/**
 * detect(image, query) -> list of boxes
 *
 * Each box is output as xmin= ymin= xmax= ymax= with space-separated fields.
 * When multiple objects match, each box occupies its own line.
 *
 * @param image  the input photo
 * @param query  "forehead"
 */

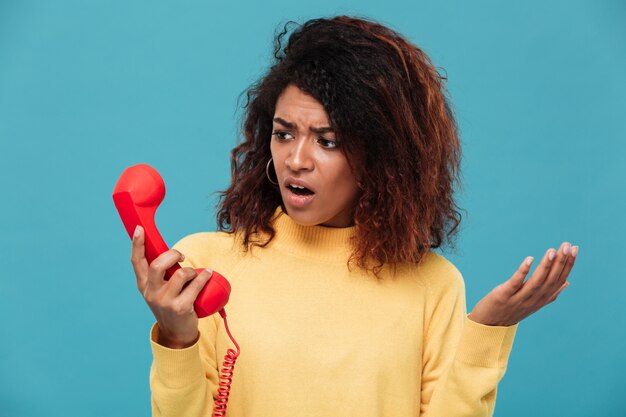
xmin=274 ymin=85 xmax=329 ymax=125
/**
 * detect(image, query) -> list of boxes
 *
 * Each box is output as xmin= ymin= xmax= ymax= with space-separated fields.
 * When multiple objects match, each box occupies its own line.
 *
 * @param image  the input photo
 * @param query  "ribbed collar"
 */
xmin=267 ymin=206 xmax=357 ymax=263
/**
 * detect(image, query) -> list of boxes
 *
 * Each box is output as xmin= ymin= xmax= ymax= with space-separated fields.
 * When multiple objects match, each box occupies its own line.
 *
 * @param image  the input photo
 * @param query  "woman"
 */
xmin=130 ymin=15 xmax=578 ymax=417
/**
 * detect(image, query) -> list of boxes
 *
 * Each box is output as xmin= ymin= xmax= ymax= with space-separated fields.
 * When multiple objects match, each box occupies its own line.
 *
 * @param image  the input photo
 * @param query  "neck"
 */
xmin=267 ymin=206 xmax=357 ymax=263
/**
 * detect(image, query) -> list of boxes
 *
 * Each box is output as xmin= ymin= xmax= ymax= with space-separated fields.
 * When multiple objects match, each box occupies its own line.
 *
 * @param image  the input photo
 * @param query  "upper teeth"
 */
xmin=290 ymin=184 xmax=305 ymax=189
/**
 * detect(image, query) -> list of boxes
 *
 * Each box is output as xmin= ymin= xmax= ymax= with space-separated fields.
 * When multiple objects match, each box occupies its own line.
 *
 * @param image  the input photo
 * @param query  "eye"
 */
xmin=317 ymin=137 xmax=338 ymax=149
xmin=272 ymin=131 xmax=293 ymax=141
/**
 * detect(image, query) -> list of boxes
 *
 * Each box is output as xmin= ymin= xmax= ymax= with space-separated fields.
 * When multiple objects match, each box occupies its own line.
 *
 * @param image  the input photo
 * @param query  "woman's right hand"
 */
xmin=130 ymin=225 xmax=213 ymax=349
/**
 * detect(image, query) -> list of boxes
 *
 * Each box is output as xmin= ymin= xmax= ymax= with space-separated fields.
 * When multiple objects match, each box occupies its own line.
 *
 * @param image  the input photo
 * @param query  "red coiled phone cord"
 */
xmin=212 ymin=308 xmax=241 ymax=417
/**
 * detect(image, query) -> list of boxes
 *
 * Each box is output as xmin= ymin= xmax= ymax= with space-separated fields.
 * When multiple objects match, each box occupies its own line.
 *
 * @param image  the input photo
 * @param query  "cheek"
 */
xmin=327 ymin=158 xmax=359 ymax=197
xmin=270 ymin=143 xmax=284 ymax=170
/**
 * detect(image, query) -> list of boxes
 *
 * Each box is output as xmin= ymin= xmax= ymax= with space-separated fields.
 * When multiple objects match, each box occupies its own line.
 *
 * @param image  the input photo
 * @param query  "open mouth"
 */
xmin=287 ymin=184 xmax=315 ymax=196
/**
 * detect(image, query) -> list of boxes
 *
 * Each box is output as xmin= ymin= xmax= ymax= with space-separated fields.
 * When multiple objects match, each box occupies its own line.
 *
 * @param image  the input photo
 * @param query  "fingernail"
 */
xmin=548 ymin=250 xmax=556 ymax=261
xmin=525 ymin=256 xmax=534 ymax=266
xmin=563 ymin=244 xmax=570 ymax=255
xmin=572 ymin=246 xmax=578 ymax=257
xmin=205 ymin=268 xmax=213 ymax=280
xmin=133 ymin=225 xmax=141 ymax=238
xmin=180 ymin=253 xmax=185 ymax=261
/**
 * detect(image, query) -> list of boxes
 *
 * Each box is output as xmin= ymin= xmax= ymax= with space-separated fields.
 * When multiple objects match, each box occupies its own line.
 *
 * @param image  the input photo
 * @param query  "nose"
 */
xmin=285 ymin=136 xmax=314 ymax=172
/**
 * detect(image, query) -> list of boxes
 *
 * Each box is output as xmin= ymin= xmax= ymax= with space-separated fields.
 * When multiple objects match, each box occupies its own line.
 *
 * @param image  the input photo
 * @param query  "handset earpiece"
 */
xmin=113 ymin=164 xmax=175 ymax=276
xmin=112 ymin=163 xmax=230 ymax=318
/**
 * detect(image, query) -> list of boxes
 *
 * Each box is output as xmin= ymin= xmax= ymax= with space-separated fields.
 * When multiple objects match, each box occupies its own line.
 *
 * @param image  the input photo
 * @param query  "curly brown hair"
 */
xmin=216 ymin=15 xmax=464 ymax=277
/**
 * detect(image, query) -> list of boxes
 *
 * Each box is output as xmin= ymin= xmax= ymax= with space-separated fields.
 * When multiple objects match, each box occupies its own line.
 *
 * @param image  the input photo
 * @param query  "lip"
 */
xmin=285 ymin=187 xmax=316 ymax=208
xmin=283 ymin=176 xmax=316 ymax=193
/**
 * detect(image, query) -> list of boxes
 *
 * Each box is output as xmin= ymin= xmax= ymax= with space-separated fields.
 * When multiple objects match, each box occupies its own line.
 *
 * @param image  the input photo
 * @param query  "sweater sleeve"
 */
xmin=420 ymin=260 xmax=518 ymax=417
xmin=148 ymin=235 xmax=221 ymax=417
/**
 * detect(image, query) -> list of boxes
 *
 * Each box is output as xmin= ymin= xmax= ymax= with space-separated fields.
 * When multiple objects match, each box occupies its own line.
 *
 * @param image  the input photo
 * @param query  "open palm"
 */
xmin=468 ymin=242 xmax=578 ymax=327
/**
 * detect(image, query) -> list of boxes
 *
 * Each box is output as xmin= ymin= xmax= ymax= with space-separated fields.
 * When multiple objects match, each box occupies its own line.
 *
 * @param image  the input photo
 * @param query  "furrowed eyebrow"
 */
xmin=273 ymin=117 xmax=334 ymax=134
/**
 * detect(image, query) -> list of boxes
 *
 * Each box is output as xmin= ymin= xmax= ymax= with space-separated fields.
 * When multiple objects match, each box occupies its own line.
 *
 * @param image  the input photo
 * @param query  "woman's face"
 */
xmin=270 ymin=84 xmax=360 ymax=227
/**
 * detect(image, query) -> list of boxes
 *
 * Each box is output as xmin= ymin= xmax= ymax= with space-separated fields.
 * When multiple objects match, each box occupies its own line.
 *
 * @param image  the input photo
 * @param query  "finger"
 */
xmin=176 ymin=268 xmax=214 ymax=312
xmin=547 ymin=281 xmax=570 ymax=304
xmin=556 ymin=245 xmax=578 ymax=285
xmin=543 ymin=242 xmax=572 ymax=295
xmin=146 ymin=249 xmax=186 ymax=291
xmin=517 ymin=247 xmax=557 ymax=299
xmin=164 ymin=267 xmax=199 ymax=298
xmin=505 ymin=256 xmax=534 ymax=296
xmin=130 ymin=226 xmax=149 ymax=291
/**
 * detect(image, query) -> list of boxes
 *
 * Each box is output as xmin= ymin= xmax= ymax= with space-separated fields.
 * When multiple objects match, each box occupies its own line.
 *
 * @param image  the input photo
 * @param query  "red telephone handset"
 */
xmin=112 ymin=164 xmax=239 ymax=417
xmin=112 ymin=163 xmax=230 ymax=318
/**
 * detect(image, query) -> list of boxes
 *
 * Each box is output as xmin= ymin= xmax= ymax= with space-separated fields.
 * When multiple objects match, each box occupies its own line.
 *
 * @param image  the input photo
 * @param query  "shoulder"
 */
xmin=417 ymin=251 xmax=465 ymax=297
xmin=171 ymin=231 xmax=243 ymax=270
xmin=172 ymin=231 xmax=236 ymax=252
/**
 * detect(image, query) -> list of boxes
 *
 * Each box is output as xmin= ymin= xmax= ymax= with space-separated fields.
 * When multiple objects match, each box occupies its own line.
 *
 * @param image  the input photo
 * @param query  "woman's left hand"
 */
xmin=468 ymin=241 xmax=578 ymax=327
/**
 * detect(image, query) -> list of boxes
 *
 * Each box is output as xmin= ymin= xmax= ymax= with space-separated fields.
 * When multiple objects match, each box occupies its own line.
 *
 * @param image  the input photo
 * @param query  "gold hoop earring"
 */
xmin=265 ymin=158 xmax=279 ymax=186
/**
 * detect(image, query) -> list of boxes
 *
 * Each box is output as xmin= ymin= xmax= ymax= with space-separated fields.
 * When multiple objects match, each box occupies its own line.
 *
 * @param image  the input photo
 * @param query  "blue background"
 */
xmin=1 ymin=0 xmax=624 ymax=416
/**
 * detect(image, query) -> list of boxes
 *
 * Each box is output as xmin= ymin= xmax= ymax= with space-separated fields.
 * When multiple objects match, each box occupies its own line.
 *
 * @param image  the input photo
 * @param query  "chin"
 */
xmin=284 ymin=208 xmax=322 ymax=226
xmin=285 ymin=206 xmax=350 ymax=228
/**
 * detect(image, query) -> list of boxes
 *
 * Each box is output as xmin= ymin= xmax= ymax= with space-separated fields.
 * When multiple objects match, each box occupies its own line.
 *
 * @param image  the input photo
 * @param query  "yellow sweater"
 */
xmin=149 ymin=207 xmax=518 ymax=417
